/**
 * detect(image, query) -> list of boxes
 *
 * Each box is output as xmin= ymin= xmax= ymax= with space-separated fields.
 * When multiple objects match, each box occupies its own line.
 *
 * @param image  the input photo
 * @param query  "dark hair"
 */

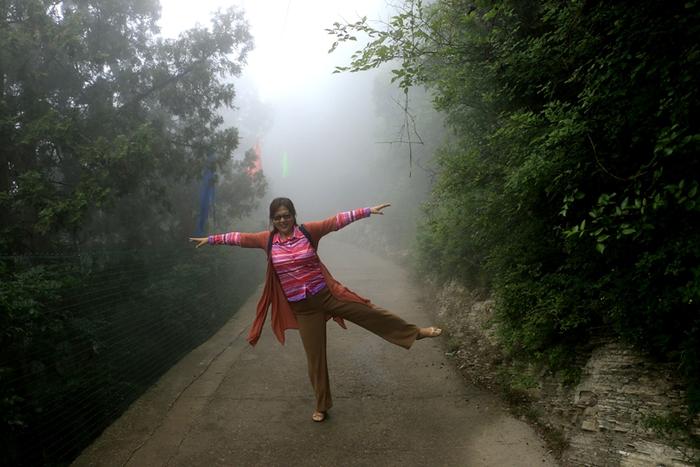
xmin=268 ymin=197 xmax=297 ymax=230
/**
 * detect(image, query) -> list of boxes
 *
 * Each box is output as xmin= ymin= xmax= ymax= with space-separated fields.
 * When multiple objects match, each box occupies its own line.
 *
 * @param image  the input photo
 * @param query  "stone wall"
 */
xmin=432 ymin=279 xmax=700 ymax=467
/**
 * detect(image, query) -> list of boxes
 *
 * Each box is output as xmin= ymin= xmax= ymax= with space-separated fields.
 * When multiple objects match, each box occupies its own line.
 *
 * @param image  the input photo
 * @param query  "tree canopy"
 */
xmin=1 ymin=0 xmax=259 ymax=253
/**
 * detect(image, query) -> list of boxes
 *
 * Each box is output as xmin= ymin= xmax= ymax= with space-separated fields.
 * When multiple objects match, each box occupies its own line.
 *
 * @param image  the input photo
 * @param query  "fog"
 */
xmin=237 ymin=69 xmax=390 ymax=218
xmin=161 ymin=0 xmax=439 ymax=245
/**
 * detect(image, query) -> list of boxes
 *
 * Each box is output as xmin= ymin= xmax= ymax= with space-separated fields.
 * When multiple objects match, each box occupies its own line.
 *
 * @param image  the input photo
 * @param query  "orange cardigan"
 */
xmin=234 ymin=214 xmax=374 ymax=346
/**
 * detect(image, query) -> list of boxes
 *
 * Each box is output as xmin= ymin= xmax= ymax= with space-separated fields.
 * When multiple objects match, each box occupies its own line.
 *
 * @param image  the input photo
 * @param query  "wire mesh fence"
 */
xmin=0 ymin=245 xmax=264 ymax=466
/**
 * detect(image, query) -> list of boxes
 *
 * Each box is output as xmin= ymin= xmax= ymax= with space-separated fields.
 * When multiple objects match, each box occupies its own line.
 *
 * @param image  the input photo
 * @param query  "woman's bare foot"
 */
xmin=312 ymin=411 xmax=326 ymax=422
xmin=416 ymin=326 xmax=443 ymax=340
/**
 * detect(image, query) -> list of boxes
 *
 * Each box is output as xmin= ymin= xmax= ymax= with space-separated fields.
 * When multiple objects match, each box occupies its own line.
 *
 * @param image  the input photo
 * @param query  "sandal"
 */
xmin=312 ymin=411 xmax=326 ymax=422
xmin=416 ymin=326 xmax=443 ymax=340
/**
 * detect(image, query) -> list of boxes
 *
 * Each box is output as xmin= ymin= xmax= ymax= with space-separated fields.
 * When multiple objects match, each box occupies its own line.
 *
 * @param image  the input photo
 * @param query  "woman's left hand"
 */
xmin=370 ymin=203 xmax=391 ymax=215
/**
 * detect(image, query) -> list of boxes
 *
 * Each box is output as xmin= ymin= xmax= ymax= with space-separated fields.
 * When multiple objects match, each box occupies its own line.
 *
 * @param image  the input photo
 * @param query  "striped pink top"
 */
xmin=208 ymin=207 xmax=371 ymax=301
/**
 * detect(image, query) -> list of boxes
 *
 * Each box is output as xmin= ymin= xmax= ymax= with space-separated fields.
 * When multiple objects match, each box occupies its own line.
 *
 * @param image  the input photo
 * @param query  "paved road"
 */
xmin=73 ymin=239 xmax=557 ymax=466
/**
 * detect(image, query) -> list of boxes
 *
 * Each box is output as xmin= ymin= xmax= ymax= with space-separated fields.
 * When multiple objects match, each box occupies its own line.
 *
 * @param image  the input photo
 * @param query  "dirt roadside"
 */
xmin=72 ymin=239 xmax=558 ymax=467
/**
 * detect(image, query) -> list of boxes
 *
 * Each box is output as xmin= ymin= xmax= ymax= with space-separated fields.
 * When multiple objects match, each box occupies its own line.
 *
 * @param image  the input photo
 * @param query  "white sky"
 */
xmin=158 ymin=0 xmax=386 ymax=102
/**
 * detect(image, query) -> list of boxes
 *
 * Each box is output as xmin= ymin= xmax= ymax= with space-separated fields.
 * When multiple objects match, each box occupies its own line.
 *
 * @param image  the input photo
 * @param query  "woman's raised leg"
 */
xmin=319 ymin=288 xmax=420 ymax=349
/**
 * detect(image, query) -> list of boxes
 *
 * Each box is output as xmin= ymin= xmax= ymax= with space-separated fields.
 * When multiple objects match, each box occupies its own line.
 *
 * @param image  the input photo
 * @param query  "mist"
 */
xmin=237 ymin=73 xmax=384 ymax=210
xmin=231 ymin=70 xmax=442 ymax=256
xmin=158 ymin=0 xmax=438 ymax=245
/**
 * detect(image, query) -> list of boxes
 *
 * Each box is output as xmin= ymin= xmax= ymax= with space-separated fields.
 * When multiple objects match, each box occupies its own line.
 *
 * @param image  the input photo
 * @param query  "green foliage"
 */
xmin=327 ymin=0 xmax=431 ymax=90
xmin=642 ymin=413 xmax=700 ymax=465
xmin=330 ymin=0 xmax=700 ymax=413
xmin=1 ymin=0 xmax=268 ymax=464
xmin=0 ymin=0 xmax=256 ymax=254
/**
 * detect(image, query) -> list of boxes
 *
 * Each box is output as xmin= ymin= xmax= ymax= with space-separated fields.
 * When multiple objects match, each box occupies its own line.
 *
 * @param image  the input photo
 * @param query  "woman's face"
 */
xmin=272 ymin=206 xmax=294 ymax=236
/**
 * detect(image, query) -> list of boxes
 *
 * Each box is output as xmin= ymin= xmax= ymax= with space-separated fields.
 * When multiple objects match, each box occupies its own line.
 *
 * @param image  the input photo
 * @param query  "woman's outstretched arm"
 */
xmin=304 ymin=203 xmax=391 ymax=242
xmin=335 ymin=203 xmax=390 ymax=229
xmin=189 ymin=231 xmax=268 ymax=249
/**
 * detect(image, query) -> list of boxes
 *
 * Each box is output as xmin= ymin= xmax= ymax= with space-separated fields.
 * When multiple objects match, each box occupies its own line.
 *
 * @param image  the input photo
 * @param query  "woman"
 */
xmin=189 ymin=197 xmax=442 ymax=422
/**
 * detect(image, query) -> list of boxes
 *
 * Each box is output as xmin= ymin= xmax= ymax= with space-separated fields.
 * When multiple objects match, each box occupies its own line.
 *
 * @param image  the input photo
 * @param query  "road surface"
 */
xmin=73 ymin=239 xmax=557 ymax=466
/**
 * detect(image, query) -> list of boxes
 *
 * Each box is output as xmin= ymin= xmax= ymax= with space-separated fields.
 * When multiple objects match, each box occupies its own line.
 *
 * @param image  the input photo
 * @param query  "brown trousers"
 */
xmin=289 ymin=287 xmax=419 ymax=412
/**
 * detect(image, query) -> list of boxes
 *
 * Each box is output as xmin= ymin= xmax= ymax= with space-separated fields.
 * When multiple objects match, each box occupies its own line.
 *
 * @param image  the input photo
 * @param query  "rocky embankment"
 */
xmin=431 ymin=280 xmax=700 ymax=467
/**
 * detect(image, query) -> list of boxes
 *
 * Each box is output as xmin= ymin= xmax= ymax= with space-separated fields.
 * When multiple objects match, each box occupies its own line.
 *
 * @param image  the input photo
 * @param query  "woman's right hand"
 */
xmin=189 ymin=237 xmax=208 ymax=248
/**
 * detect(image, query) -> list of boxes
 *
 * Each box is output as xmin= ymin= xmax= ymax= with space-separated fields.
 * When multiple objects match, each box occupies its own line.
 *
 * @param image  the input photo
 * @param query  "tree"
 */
xmin=0 ymin=0 xmax=256 ymax=254
xmin=1 ymin=2 xmax=267 ymax=464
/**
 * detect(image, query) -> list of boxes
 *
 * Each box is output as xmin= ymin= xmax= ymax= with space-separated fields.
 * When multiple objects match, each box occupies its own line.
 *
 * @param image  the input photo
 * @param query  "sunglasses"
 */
xmin=272 ymin=214 xmax=293 ymax=222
